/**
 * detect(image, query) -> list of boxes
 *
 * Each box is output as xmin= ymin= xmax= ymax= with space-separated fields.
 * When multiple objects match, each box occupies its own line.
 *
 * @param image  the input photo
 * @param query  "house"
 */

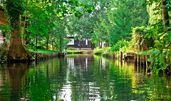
xmin=67 ymin=35 xmax=95 ymax=49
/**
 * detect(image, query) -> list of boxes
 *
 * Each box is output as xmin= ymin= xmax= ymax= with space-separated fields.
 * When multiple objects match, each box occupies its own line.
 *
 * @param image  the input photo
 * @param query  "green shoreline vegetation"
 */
xmin=0 ymin=0 xmax=171 ymax=74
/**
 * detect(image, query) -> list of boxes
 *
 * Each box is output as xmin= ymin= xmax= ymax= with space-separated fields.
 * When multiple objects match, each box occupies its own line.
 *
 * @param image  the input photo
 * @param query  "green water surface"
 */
xmin=0 ymin=55 xmax=171 ymax=101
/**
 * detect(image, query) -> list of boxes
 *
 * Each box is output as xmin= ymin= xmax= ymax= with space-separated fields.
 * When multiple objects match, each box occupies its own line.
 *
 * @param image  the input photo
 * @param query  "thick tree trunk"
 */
xmin=6 ymin=0 xmax=30 ymax=62
xmin=161 ymin=0 xmax=170 ymax=32
xmin=8 ymin=30 xmax=29 ymax=61
xmin=8 ymin=63 xmax=28 ymax=100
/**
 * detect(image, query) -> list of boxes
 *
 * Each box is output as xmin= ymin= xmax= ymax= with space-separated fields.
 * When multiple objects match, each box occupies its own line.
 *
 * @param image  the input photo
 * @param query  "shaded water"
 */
xmin=0 ymin=55 xmax=171 ymax=101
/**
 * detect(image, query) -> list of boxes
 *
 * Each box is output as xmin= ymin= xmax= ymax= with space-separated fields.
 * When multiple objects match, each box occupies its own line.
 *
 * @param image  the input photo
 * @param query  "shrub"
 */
xmin=111 ymin=40 xmax=129 ymax=52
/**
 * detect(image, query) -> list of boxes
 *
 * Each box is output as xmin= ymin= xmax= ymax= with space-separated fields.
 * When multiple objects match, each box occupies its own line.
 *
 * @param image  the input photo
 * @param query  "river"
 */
xmin=0 ymin=55 xmax=171 ymax=101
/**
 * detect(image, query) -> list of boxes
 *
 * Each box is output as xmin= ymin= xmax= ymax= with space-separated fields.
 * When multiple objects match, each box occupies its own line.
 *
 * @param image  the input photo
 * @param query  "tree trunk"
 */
xmin=59 ymin=35 xmax=62 ymax=52
xmin=35 ymin=35 xmax=38 ymax=62
xmin=52 ymin=41 xmax=54 ymax=50
xmin=99 ymin=40 xmax=102 ymax=48
xmin=8 ymin=63 xmax=28 ymax=100
xmin=161 ymin=0 xmax=170 ymax=32
xmin=6 ymin=0 xmax=29 ymax=62
xmin=8 ymin=30 xmax=29 ymax=61
xmin=46 ymin=36 xmax=49 ymax=50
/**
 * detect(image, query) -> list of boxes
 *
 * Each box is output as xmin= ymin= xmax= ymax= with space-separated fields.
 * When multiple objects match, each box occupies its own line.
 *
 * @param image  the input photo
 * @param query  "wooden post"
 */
xmin=120 ymin=52 xmax=123 ymax=66
xmin=138 ymin=55 xmax=139 ymax=72
xmin=136 ymin=54 xmax=138 ymax=67
xmin=35 ymin=35 xmax=38 ymax=64
xmin=145 ymin=55 xmax=148 ymax=74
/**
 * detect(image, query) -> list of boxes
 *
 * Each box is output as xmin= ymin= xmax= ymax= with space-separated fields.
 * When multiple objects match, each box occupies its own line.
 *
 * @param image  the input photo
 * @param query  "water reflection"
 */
xmin=0 ymin=55 xmax=171 ymax=101
xmin=0 ymin=63 xmax=29 ymax=101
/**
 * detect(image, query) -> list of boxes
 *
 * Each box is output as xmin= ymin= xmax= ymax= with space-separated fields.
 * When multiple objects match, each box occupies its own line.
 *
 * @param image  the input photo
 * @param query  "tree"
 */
xmin=93 ymin=0 xmax=149 ymax=47
xmin=6 ymin=0 xmax=30 ymax=61
xmin=161 ymin=0 xmax=170 ymax=31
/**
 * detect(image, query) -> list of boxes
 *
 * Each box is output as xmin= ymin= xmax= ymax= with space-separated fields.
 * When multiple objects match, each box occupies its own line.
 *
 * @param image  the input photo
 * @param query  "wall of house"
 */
xmin=67 ymin=38 xmax=95 ymax=49
xmin=74 ymin=39 xmax=94 ymax=49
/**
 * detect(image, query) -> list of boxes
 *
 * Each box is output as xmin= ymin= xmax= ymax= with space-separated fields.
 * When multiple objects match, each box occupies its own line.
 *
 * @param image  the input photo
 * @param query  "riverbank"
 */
xmin=93 ymin=47 xmax=149 ymax=67
xmin=0 ymin=47 xmax=94 ymax=63
xmin=28 ymin=48 xmax=60 ymax=62
xmin=0 ymin=47 xmax=60 ymax=63
xmin=93 ymin=47 xmax=171 ymax=75
xmin=66 ymin=48 xmax=93 ymax=54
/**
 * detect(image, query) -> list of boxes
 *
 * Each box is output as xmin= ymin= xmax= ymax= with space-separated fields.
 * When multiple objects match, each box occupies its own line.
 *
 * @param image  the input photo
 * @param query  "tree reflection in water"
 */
xmin=0 ymin=55 xmax=171 ymax=101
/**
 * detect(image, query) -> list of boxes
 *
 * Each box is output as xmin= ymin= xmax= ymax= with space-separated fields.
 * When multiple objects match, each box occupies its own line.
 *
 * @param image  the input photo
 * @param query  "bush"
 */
xmin=0 ymin=44 xmax=7 ymax=61
xmin=93 ymin=47 xmax=111 ymax=55
xmin=145 ymin=49 xmax=171 ymax=74
xmin=93 ymin=47 xmax=104 ymax=55
xmin=111 ymin=40 xmax=129 ymax=52
xmin=131 ymin=26 xmax=154 ymax=51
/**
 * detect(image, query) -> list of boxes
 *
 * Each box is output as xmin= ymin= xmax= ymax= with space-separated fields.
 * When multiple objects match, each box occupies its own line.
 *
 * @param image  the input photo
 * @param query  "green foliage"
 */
xmin=146 ymin=49 xmax=171 ymax=74
xmin=66 ymin=49 xmax=89 ymax=54
xmin=0 ymin=25 xmax=10 ymax=36
xmin=130 ymin=19 xmax=171 ymax=74
xmin=25 ymin=0 xmax=97 ymax=52
xmin=27 ymin=68 xmax=52 ymax=101
xmin=108 ymin=0 xmax=148 ymax=42
xmin=26 ymin=0 xmax=67 ymax=52
xmin=130 ymin=26 xmax=155 ymax=51
xmin=93 ymin=0 xmax=149 ymax=47
xmin=94 ymin=47 xmax=111 ymax=55
xmin=130 ymin=0 xmax=171 ymax=74
xmin=2 ymin=0 xmax=171 ymax=74
xmin=0 ymin=45 xmax=7 ymax=61
xmin=145 ymin=31 xmax=171 ymax=73
xmin=93 ymin=47 xmax=104 ymax=55
xmin=6 ymin=0 xmax=25 ymax=28
xmin=28 ymin=48 xmax=58 ymax=54
xmin=111 ymin=40 xmax=129 ymax=52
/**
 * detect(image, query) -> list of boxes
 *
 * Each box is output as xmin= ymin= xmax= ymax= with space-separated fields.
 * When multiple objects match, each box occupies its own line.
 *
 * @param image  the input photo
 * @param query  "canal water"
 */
xmin=0 ymin=55 xmax=171 ymax=101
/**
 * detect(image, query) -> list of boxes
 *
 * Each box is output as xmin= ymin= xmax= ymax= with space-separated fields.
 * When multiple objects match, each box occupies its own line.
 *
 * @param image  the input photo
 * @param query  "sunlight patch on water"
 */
xmin=58 ymin=84 xmax=72 ymax=101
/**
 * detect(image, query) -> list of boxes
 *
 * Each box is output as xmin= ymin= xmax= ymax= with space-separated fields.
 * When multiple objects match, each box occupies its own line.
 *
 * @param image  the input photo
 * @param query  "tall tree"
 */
xmin=6 ymin=0 xmax=29 ymax=61
xmin=93 ymin=0 xmax=149 ymax=46
xmin=161 ymin=0 xmax=170 ymax=31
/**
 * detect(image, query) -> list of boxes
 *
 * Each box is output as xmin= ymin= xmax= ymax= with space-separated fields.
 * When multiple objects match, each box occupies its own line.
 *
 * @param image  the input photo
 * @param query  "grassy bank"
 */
xmin=27 ymin=47 xmax=59 ymax=61
xmin=66 ymin=48 xmax=92 ymax=54
xmin=93 ymin=47 xmax=114 ymax=58
xmin=28 ymin=48 xmax=58 ymax=54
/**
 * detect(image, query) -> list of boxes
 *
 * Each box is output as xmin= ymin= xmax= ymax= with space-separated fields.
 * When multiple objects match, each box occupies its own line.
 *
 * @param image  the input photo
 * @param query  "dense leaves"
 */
xmin=1 ymin=0 xmax=171 ymax=73
xmin=6 ymin=0 xmax=25 ymax=28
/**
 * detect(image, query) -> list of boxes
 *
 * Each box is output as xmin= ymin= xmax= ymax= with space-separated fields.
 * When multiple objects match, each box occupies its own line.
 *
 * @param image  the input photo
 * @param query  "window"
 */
xmin=67 ymin=39 xmax=74 ymax=45
xmin=85 ymin=39 xmax=88 ymax=45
